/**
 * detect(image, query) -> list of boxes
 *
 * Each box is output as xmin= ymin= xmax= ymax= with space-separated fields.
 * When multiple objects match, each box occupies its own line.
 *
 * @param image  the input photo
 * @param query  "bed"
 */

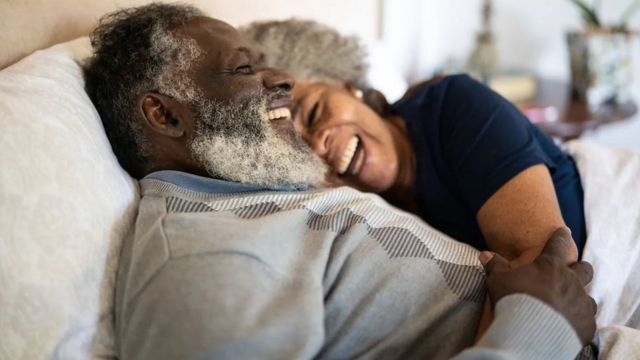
xmin=1 ymin=1 xmax=640 ymax=359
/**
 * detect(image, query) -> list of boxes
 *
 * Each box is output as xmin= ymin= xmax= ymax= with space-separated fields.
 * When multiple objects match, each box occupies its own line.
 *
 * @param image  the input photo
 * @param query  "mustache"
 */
xmin=264 ymin=88 xmax=290 ymax=103
xmin=225 ymin=88 xmax=290 ymax=108
xmin=192 ymin=88 xmax=292 ymax=143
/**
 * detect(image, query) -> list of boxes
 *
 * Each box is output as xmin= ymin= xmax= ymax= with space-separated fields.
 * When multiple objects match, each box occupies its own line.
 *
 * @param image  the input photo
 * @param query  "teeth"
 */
xmin=266 ymin=107 xmax=291 ymax=121
xmin=338 ymin=136 xmax=359 ymax=174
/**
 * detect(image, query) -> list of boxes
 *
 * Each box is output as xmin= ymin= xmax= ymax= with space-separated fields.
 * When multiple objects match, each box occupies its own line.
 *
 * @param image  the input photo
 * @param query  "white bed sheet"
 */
xmin=567 ymin=140 xmax=640 ymax=358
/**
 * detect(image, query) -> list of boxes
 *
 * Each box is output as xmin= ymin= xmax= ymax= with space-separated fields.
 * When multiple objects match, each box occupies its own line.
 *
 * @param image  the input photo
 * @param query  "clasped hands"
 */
xmin=480 ymin=227 xmax=597 ymax=346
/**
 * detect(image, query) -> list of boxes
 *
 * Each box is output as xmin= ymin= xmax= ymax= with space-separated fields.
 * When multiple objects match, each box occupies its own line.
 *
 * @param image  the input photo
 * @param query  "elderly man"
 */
xmin=84 ymin=4 xmax=595 ymax=360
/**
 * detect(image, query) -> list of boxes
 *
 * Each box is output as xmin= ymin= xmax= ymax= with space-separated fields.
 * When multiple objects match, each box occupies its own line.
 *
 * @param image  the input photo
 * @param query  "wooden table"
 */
xmin=520 ymin=80 xmax=637 ymax=140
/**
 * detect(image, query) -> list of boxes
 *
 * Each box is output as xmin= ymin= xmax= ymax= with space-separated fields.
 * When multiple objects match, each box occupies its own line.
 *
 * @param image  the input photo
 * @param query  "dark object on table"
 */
xmin=520 ymin=79 xmax=637 ymax=140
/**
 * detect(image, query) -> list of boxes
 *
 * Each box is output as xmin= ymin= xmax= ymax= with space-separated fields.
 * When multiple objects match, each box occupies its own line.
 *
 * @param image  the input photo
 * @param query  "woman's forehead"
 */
xmin=294 ymin=80 xmax=345 ymax=97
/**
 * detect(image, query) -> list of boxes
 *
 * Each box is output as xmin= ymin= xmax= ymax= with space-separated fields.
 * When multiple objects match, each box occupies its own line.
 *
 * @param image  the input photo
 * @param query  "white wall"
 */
xmin=5 ymin=0 xmax=638 ymax=89
xmin=209 ymin=0 xmax=379 ymax=42
xmin=215 ymin=0 xmax=640 ymax=105
xmin=0 ymin=0 xmax=380 ymax=69
xmin=211 ymin=0 xmax=640 ymax=86
xmin=403 ymin=0 xmax=640 ymax=83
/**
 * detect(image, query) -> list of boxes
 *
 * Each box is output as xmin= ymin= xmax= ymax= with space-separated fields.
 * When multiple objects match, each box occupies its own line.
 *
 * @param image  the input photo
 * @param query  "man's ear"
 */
xmin=139 ymin=93 xmax=188 ymax=138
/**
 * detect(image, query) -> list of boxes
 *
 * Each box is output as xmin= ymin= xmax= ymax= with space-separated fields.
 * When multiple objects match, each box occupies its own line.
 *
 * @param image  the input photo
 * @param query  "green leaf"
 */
xmin=569 ymin=0 xmax=602 ymax=27
xmin=619 ymin=0 xmax=640 ymax=31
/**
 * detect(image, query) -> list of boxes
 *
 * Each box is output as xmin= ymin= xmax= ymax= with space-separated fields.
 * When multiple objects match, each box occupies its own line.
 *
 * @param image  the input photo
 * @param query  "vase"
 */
xmin=567 ymin=30 xmax=634 ymax=107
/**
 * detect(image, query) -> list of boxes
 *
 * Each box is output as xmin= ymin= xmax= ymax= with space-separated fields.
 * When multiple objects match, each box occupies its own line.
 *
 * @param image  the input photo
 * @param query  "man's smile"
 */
xmin=267 ymin=96 xmax=293 ymax=122
xmin=266 ymin=107 xmax=291 ymax=121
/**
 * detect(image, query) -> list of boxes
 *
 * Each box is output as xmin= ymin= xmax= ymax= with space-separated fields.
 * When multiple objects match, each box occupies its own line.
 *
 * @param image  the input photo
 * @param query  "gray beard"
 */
xmin=189 ymin=93 xmax=327 ymax=186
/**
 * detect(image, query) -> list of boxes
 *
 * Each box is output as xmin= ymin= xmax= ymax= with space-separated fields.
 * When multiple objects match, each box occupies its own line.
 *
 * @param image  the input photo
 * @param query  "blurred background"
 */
xmin=210 ymin=0 xmax=640 ymax=150
xmin=2 ymin=0 xmax=639 ymax=149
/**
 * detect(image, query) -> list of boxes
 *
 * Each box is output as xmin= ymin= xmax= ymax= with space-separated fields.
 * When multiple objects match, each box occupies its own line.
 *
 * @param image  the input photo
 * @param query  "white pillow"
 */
xmin=0 ymin=38 xmax=138 ymax=359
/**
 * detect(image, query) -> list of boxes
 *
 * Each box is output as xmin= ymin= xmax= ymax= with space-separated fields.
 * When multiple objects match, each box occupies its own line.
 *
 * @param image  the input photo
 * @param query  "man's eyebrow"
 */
xmin=233 ymin=47 xmax=265 ymax=64
xmin=225 ymin=47 xmax=250 ymax=63
xmin=236 ymin=46 xmax=251 ymax=54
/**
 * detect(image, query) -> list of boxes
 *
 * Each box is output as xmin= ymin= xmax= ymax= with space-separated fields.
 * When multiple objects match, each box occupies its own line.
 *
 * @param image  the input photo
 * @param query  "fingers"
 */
xmin=570 ymin=261 xmax=594 ymax=287
xmin=589 ymin=296 xmax=598 ymax=315
xmin=541 ymin=227 xmax=573 ymax=261
xmin=479 ymin=251 xmax=510 ymax=275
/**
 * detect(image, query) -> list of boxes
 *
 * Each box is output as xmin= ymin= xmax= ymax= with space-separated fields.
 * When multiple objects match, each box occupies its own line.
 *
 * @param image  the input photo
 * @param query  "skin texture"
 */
xmin=139 ymin=17 xmax=295 ymax=177
xmin=478 ymin=164 xmax=579 ymax=265
xmin=480 ymin=227 xmax=597 ymax=346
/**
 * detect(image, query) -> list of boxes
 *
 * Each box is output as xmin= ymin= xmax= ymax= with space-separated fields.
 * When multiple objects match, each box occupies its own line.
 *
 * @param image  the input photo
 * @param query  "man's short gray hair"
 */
xmin=84 ymin=3 xmax=203 ymax=177
xmin=240 ymin=19 xmax=369 ymax=87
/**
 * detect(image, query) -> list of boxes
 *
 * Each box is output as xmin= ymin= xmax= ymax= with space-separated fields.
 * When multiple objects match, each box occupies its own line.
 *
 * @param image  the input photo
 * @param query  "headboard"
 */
xmin=0 ymin=0 xmax=379 ymax=70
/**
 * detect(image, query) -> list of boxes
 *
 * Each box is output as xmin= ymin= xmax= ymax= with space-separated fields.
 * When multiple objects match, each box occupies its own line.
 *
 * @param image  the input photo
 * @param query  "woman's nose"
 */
xmin=263 ymin=68 xmax=295 ymax=92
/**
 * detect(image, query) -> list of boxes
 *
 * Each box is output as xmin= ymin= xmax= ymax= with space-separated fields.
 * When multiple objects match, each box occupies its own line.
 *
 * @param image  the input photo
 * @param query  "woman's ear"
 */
xmin=343 ymin=83 xmax=393 ymax=116
xmin=344 ymin=83 xmax=364 ymax=100
xmin=139 ymin=93 xmax=188 ymax=138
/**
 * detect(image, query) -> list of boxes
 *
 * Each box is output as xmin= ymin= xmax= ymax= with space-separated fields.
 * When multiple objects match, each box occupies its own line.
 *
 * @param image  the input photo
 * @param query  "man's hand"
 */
xmin=480 ymin=227 xmax=597 ymax=346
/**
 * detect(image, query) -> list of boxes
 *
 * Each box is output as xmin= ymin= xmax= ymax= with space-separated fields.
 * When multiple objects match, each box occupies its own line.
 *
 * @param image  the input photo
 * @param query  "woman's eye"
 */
xmin=307 ymin=102 xmax=319 ymax=126
xmin=235 ymin=65 xmax=252 ymax=74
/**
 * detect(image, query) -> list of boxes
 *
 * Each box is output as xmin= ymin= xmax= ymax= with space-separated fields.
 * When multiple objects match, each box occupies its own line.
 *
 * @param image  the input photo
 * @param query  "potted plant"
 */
xmin=567 ymin=0 xmax=639 ymax=106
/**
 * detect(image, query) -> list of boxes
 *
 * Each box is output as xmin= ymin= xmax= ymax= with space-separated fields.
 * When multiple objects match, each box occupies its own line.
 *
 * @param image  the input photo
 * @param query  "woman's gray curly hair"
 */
xmin=240 ymin=19 xmax=369 ymax=88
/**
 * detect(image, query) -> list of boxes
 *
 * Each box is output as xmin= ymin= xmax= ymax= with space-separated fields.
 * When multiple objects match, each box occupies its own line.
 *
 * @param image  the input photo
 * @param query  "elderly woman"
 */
xmin=241 ymin=19 xmax=585 ymax=268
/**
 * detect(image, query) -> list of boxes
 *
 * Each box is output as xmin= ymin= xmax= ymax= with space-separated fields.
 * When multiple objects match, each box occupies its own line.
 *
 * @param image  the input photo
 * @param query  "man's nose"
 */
xmin=263 ymin=68 xmax=295 ymax=92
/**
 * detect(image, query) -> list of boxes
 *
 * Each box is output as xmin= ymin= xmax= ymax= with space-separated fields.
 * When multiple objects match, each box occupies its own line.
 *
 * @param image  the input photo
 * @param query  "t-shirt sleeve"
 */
xmin=118 ymin=254 xmax=323 ymax=360
xmin=439 ymin=75 xmax=556 ymax=214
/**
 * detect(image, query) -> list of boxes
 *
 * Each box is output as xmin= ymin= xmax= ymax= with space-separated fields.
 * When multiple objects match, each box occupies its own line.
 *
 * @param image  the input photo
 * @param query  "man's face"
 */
xmin=179 ymin=18 xmax=292 ymax=136
xmin=174 ymin=17 xmax=327 ymax=185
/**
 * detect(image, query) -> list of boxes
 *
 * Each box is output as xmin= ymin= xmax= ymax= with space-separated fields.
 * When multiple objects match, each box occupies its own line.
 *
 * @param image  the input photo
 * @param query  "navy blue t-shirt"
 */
xmin=392 ymin=75 xmax=586 ymax=255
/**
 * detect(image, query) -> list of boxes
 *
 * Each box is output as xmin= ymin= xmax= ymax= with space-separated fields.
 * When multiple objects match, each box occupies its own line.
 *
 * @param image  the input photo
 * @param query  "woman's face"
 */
xmin=291 ymin=81 xmax=400 ymax=192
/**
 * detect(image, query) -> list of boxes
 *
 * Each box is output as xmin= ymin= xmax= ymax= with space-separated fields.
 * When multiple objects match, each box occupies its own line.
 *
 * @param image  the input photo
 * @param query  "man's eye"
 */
xmin=235 ymin=65 xmax=252 ymax=74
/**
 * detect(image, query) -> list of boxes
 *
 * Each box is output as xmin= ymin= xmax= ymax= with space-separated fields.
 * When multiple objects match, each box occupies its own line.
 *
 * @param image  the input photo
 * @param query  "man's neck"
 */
xmin=144 ymin=170 xmax=310 ymax=194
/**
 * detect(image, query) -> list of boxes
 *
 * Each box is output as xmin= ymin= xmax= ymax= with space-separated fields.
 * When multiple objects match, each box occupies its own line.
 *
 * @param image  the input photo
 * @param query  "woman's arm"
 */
xmin=429 ymin=75 xmax=578 ymax=263
xmin=424 ymin=75 xmax=581 ymax=338
xmin=477 ymin=164 xmax=578 ymax=266
xmin=473 ymin=164 xmax=578 ymax=341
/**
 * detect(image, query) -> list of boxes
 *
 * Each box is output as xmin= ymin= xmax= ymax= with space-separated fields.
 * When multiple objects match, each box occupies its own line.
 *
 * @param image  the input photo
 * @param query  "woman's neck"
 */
xmin=381 ymin=114 xmax=419 ymax=214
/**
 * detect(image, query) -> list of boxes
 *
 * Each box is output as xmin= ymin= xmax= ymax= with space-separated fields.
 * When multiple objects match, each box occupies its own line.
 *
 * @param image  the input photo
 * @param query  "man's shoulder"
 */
xmin=141 ymin=183 xmax=387 ymax=230
xmin=136 ymin=181 xmax=482 ymax=268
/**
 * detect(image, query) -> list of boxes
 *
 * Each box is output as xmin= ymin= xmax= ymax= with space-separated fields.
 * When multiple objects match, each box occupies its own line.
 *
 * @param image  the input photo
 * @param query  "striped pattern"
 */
xmin=307 ymin=207 xmax=365 ymax=235
xmin=309 ymin=209 xmax=485 ymax=303
xmin=145 ymin=180 xmax=480 ymax=266
xmin=438 ymin=261 xmax=485 ymax=302
xmin=164 ymin=193 xmax=485 ymax=303
xmin=575 ymin=345 xmax=597 ymax=360
xmin=167 ymin=196 xmax=212 ymax=213
xmin=233 ymin=201 xmax=282 ymax=219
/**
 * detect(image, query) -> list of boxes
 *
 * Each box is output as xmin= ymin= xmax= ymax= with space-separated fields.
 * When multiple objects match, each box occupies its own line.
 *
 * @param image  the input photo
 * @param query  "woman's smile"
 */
xmin=291 ymin=81 xmax=409 ymax=193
